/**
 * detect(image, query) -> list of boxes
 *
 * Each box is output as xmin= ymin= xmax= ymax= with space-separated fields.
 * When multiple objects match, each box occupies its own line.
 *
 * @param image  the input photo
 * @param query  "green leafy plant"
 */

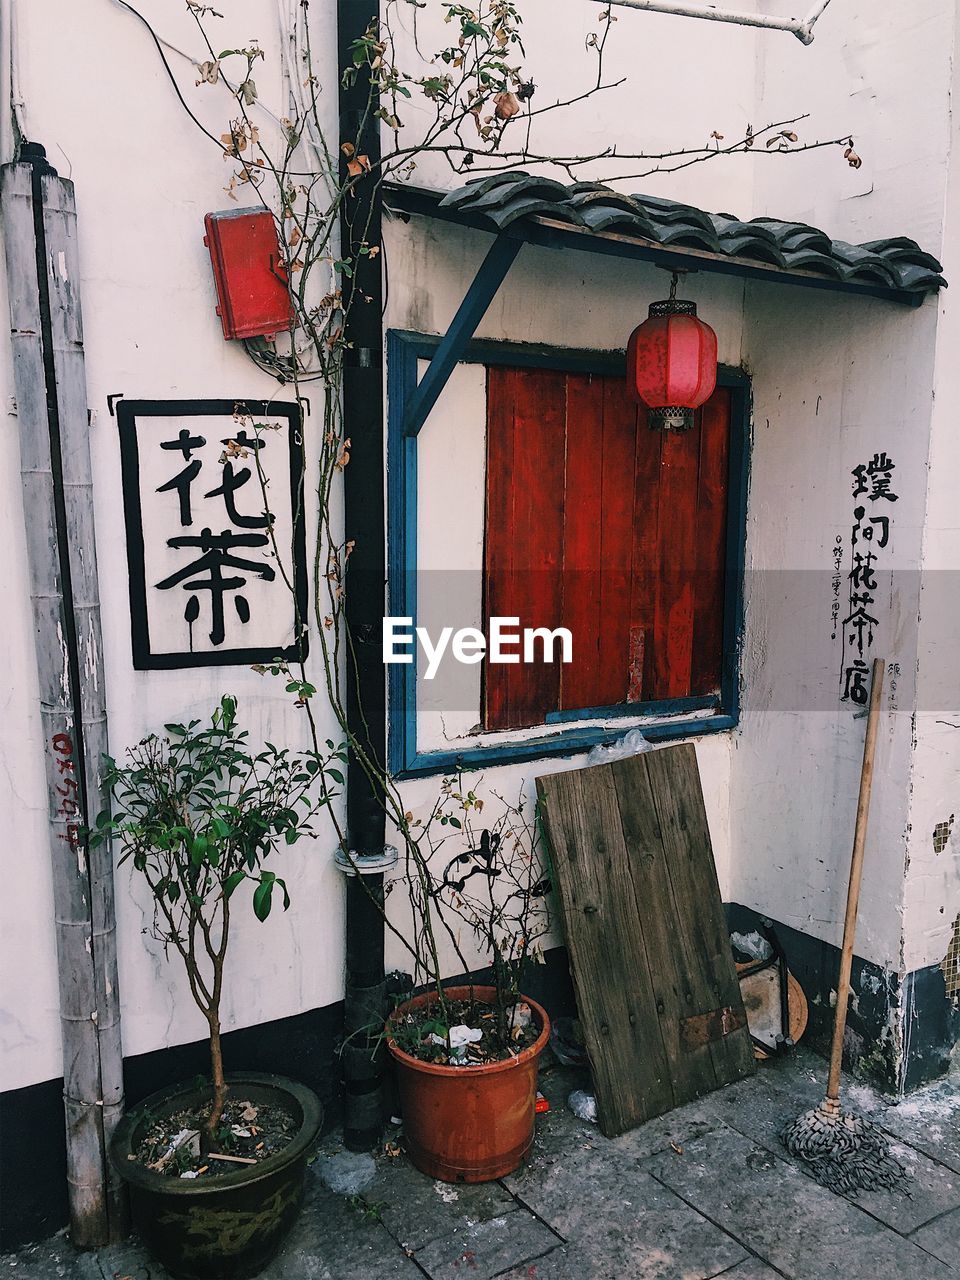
xmin=346 ymin=1193 xmax=385 ymax=1223
xmin=90 ymin=696 xmax=345 ymax=1149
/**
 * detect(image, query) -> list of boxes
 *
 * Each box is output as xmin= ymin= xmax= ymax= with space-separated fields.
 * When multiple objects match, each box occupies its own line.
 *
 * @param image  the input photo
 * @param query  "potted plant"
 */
xmin=90 ymin=696 xmax=343 ymax=1280
xmin=377 ymin=779 xmax=553 ymax=1183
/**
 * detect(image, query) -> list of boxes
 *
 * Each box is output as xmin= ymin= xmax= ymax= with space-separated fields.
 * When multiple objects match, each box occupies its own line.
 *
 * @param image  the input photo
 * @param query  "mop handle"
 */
xmin=827 ymin=656 xmax=885 ymax=1103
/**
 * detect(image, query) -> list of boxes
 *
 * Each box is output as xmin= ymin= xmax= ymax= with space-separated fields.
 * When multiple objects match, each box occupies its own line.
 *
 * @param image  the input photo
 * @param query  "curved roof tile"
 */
xmin=394 ymin=172 xmax=945 ymax=301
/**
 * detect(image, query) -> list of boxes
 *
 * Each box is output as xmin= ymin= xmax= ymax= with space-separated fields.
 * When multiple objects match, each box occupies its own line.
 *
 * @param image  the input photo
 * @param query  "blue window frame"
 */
xmin=387 ymin=329 xmax=750 ymax=779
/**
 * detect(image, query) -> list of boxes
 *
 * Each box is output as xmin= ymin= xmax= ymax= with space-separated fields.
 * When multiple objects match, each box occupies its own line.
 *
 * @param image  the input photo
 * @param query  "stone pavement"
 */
xmin=6 ymin=1048 xmax=960 ymax=1280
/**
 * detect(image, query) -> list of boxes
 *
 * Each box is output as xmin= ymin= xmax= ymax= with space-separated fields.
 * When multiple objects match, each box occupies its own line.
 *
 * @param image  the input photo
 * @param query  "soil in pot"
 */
xmin=133 ymin=1093 xmax=298 ymax=1179
xmin=388 ymin=986 xmax=550 ymax=1184
xmin=389 ymin=995 xmax=541 ymax=1066
xmin=111 ymin=1073 xmax=322 ymax=1280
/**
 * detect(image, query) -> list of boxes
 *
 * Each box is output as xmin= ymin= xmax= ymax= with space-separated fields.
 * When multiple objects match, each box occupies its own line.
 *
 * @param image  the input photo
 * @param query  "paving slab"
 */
xmin=517 ymin=1069 xmax=727 ymax=1178
xmin=609 ymin=1094 xmax=729 ymax=1162
xmin=870 ymin=1084 xmax=960 ymax=1178
xmin=410 ymin=1210 xmax=560 ymax=1280
xmin=511 ymin=1102 xmax=603 ymax=1179
xmin=645 ymin=1124 xmax=955 ymax=1280
xmin=360 ymin=1153 xmax=518 ymax=1252
xmin=711 ymin=1259 xmax=785 ymax=1280
xmin=702 ymin=1064 xmax=960 ymax=1234
xmin=1 ymin=1233 xmax=150 ymax=1279
xmin=495 ymin=1234 xmax=747 ymax=1280
xmin=251 ymin=1175 xmax=424 ymax=1280
xmin=507 ymin=1138 xmax=747 ymax=1278
xmin=909 ymin=1206 xmax=960 ymax=1271
xmin=493 ymin=1218 xmax=751 ymax=1280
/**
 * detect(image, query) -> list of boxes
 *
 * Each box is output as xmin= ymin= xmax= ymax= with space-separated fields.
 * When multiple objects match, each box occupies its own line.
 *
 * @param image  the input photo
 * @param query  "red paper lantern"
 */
xmin=627 ymin=296 xmax=718 ymax=431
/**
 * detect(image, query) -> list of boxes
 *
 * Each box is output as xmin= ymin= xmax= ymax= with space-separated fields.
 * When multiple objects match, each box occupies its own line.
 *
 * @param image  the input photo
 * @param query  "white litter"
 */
xmin=730 ymin=930 xmax=773 ymax=962
xmin=587 ymin=728 xmax=650 ymax=765
xmin=510 ymin=1002 xmax=532 ymax=1030
xmin=568 ymin=1090 xmax=598 ymax=1123
xmin=430 ymin=1023 xmax=484 ymax=1062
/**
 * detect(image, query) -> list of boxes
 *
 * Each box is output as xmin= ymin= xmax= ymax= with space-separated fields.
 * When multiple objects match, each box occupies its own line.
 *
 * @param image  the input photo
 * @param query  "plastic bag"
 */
xmin=587 ymin=728 xmax=651 ymax=766
xmin=568 ymin=1090 xmax=598 ymax=1124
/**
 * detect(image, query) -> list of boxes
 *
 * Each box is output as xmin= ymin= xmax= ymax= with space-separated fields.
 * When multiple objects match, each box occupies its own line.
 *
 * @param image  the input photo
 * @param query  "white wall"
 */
xmin=734 ymin=285 xmax=937 ymax=971
xmin=753 ymin=0 xmax=955 ymax=249
xmin=0 ymin=0 xmax=345 ymax=1091
xmin=732 ymin=0 xmax=956 ymax=983
xmin=387 ymin=0 xmax=763 ymax=209
xmin=900 ymin=9 xmax=960 ymax=982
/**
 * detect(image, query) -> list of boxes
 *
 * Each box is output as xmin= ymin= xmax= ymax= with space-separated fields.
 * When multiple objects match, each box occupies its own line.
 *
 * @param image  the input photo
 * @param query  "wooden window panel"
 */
xmin=483 ymin=366 xmax=566 ymax=730
xmin=484 ymin=365 xmax=731 ymax=731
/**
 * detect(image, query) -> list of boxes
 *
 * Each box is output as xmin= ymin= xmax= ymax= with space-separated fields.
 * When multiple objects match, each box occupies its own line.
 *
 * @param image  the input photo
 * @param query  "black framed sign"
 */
xmin=117 ymin=398 xmax=308 ymax=670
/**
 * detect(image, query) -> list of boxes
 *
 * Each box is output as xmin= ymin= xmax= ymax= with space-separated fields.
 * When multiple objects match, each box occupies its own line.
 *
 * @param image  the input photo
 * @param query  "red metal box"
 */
xmin=203 ymin=208 xmax=293 ymax=340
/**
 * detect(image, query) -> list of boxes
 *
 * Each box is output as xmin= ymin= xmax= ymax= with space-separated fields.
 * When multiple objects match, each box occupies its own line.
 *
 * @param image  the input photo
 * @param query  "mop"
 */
xmin=782 ymin=657 xmax=907 ymax=1196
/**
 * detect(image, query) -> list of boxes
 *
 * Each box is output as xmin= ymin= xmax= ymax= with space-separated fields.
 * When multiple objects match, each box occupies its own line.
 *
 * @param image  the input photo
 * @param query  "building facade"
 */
xmin=1 ymin=0 xmax=958 ymax=1249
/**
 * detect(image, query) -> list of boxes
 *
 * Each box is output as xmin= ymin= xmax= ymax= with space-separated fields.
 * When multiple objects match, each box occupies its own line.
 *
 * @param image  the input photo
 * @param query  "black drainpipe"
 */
xmin=337 ymin=0 xmax=391 ymax=1152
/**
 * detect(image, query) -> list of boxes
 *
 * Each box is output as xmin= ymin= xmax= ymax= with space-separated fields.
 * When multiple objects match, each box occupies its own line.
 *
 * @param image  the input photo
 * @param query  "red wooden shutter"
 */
xmin=484 ymin=367 xmax=566 ymax=730
xmin=483 ymin=367 xmax=730 ymax=731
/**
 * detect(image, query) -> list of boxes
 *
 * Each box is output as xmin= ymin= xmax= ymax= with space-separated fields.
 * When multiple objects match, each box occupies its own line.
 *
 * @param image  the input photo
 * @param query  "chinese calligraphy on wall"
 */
xmin=841 ymin=451 xmax=898 ymax=704
xmin=118 ymin=399 xmax=307 ymax=670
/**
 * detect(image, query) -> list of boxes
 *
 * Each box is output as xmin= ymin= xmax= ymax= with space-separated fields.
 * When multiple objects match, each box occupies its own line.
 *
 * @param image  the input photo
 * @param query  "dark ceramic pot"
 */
xmin=111 ymin=1072 xmax=322 ymax=1280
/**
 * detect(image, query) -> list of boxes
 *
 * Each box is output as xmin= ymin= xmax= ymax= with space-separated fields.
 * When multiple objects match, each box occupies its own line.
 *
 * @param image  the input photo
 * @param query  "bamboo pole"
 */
xmin=1 ymin=147 xmax=125 ymax=1246
xmin=826 ymin=657 xmax=885 ymax=1102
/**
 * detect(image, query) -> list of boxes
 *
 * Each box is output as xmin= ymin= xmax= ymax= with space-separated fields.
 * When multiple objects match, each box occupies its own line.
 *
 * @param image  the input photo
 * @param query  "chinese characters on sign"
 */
xmin=830 ymin=534 xmax=843 ymax=639
xmin=118 ymin=400 xmax=307 ymax=670
xmin=841 ymin=452 xmax=898 ymax=704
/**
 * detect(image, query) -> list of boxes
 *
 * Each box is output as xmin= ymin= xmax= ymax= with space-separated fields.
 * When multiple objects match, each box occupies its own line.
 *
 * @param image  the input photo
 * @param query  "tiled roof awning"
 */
xmin=385 ymin=171 xmax=945 ymax=308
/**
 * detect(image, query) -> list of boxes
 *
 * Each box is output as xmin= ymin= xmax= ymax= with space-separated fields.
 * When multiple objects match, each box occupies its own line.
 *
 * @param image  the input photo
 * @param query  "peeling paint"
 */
xmin=940 ymin=913 xmax=960 ymax=1001
xmin=932 ymin=814 xmax=955 ymax=854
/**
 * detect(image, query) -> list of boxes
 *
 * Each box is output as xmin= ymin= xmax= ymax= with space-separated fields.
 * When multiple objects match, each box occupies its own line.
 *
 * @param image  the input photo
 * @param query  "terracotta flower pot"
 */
xmin=110 ymin=1072 xmax=322 ymax=1280
xmin=387 ymin=985 xmax=551 ymax=1183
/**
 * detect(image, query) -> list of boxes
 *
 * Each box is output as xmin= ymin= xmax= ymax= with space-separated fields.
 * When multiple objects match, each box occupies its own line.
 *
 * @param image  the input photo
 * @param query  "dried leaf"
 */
xmin=494 ymin=91 xmax=520 ymax=121
xmin=196 ymin=59 xmax=220 ymax=85
xmin=844 ymin=145 xmax=862 ymax=169
xmin=346 ymin=154 xmax=371 ymax=178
